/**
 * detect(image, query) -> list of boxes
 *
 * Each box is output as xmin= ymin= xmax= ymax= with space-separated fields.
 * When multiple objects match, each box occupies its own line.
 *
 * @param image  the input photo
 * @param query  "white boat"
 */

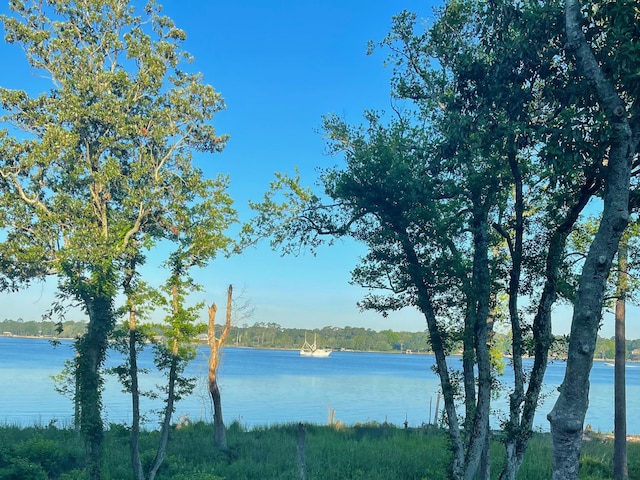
xmin=300 ymin=333 xmax=331 ymax=357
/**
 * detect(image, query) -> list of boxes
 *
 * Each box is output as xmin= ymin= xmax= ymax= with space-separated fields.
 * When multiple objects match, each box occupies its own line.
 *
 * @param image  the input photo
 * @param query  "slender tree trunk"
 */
xmin=404 ymin=256 xmax=465 ymax=478
xmin=297 ymin=422 xmax=307 ymax=480
xmin=147 ymin=349 xmax=178 ymax=480
xmin=147 ymin=279 xmax=182 ymax=480
xmin=122 ymin=251 xmax=144 ymax=480
xmin=614 ymin=239 xmax=628 ymax=480
xmin=74 ymin=352 xmax=81 ymax=433
xmin=464 ymin=196 xmax=492 ymax=480
xmin=498 ymin=168 xmax=598 ymax=480
xmin=499 ymin=137 xmax=525 ymax=480
xmin=391 ymin=195 xmax=494 ymax=480
xmin=209 ymin=285 xmax=233 ymax=451
xmin=395 ymin=223 xmax=470 ymax=480
xmin=549 ymin=2 xmax=634 ymax=479
xmin=462 ymin=308 xmax=477 ymax=429
xmin=128 ymin=321 xmax=144 ymax=480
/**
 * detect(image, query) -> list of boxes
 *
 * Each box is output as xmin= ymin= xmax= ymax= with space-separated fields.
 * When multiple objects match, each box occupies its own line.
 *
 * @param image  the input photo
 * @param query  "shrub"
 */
xmin=15 ymin=435 xmax=81 ymax=477
xmin=0 ymin=456 xmax=48 ymax=480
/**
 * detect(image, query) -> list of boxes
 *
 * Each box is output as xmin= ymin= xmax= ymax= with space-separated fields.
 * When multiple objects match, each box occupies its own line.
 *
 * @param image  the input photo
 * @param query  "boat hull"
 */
xmin=300 ymin=349 xmax=331 ymax=357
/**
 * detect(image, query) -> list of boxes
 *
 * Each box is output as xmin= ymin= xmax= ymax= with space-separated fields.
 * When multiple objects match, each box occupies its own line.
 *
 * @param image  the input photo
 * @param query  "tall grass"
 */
xmin=0 ymin=421 xmax=638 ymax=479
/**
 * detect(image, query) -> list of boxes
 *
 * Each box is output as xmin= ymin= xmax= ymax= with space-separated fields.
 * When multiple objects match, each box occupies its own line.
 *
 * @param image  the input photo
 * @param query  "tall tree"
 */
xmin=548 ymin=1 xmax=639 ymax=479
xmin=372 ymin=3 xmax=624 ymax=479
xmin=0 ymin=1 xmax=231 ymax=477
xmin=245 ymin=2 xmax=618 ymax=479
xmin=248 ymin=110 xmax=502 ymax=479
xmin=115 ymin=196 xmax=233 ymax=480
xmin=143 ymin=253 xmax=209 ymax=480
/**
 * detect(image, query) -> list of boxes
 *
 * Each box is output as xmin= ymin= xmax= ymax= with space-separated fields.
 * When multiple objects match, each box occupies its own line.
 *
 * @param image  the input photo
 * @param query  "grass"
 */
xmin=0 ymin=421 xmax=638 ymax=479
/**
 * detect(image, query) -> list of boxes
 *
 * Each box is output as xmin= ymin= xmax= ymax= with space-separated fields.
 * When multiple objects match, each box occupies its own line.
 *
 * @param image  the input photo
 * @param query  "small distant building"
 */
xmin=2 ymin=332 xmax=13 ymax=337
xmin=631 ymin=349 xmax=640 ymax=361
xmin=196 ymin=333 xmax=209 ymax=342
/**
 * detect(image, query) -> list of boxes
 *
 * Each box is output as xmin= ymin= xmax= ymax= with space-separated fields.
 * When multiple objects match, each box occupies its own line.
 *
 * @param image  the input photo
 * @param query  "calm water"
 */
xmin=1 ymin=337 xmax=639 ymax=433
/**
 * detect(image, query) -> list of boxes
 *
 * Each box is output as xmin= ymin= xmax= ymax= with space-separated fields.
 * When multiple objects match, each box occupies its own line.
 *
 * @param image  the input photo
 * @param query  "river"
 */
xmin=1 ymin=337 xmax=639 ymax=433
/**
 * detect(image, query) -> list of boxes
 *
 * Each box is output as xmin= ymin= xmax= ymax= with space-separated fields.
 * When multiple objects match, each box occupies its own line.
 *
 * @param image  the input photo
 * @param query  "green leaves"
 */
xmin=0 ymin=0 xmax=234 ymax=290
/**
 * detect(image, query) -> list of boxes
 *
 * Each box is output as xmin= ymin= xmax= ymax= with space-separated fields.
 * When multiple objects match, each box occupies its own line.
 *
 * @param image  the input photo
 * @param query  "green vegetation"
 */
xmin=227 ymin=323 xmax=432 ymax=353
xmin=0 ymin=422 xmax=637 ymax=480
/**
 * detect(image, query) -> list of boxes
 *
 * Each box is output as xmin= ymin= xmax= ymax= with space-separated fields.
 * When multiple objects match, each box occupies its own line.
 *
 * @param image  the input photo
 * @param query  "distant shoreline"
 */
xmin=0 ymin=334 xmax=432 ymax=355
xmin=3 ymin=334 xmax=640 ymax=362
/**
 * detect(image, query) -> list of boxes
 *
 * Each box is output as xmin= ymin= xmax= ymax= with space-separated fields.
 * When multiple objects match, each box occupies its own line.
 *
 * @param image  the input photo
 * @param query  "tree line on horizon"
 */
xmin=4 ymin=318 xmax=640 ymax=361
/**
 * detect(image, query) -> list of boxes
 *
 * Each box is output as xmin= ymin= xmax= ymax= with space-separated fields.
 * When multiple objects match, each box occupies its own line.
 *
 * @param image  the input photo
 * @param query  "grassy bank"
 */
xmin=0 ymin=421 xmax=638 ymax=479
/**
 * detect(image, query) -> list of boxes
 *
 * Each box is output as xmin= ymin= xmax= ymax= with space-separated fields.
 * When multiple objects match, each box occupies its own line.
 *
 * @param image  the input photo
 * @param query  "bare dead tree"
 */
xmin=208 ymin=285 xmax=233 ymax=451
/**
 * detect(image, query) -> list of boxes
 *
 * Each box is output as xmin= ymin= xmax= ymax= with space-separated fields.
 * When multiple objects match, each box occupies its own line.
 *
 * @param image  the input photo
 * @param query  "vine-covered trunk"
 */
xmin=75 ymin=292 xmax=115 ymax=480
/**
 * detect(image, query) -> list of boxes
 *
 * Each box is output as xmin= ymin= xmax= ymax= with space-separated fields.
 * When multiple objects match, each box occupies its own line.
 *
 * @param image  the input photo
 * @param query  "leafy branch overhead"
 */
xmin=0 ymin=0 xmax=234 ymax=285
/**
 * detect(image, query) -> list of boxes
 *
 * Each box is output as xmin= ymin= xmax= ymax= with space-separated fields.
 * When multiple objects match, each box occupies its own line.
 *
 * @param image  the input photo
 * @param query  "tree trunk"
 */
xmin=403 ymin=254 xmax=465 ymax=478
xmin=464 ymin=196 xmax=492 ymax=480
xmin=462 ymin=309 xmax=477 ymax=429
xmin=396 ymin=222 xmax=480 ymax=480
xmin=129 ymin=326 xmax=144 ymax=480
xmin=122 ymin=252 xmax=145 ymax=480
xmin=147 ymin=351 xmax=178 ymax=480
xmin=499 ymin=137 xmax=525 ymax=480
xmin=549 ymin=4 xmax=634 ymax=478
xmin=297 ymin=422 xmax=307 ymax=480
xmin=75 ymin=291 xmax=115 ymax=480
xmin=146 ymin=276 xmax=184 ymax=480
xmin=209 ymin=286 xmax=233 ymax=451
xmin=74 ymin=352 xmax=81 ymax=433
xmin=499 ymin=171 xmax=598 ymax=480
xmin=614 ymin=239 xmax=628 ymax=480
xmin=210 ymin=379 xmax=227 ymax=451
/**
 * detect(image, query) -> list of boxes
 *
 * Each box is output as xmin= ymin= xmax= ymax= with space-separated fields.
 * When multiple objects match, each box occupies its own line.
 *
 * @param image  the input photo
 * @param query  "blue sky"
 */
xmin=0 ymin=1 xmax=634 ymax=338
xmin=157 ymin=0 xmax=439 ymax=333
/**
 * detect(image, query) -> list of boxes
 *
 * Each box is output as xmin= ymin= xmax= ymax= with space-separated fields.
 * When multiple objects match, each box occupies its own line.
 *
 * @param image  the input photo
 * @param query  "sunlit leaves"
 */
xmin=0 ymin=0 xmax=233 ymax=290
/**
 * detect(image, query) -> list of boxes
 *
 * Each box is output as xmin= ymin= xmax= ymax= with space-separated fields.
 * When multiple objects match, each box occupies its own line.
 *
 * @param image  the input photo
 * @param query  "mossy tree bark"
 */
xmin=74 ymin=276 xmax=116 ymax=480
